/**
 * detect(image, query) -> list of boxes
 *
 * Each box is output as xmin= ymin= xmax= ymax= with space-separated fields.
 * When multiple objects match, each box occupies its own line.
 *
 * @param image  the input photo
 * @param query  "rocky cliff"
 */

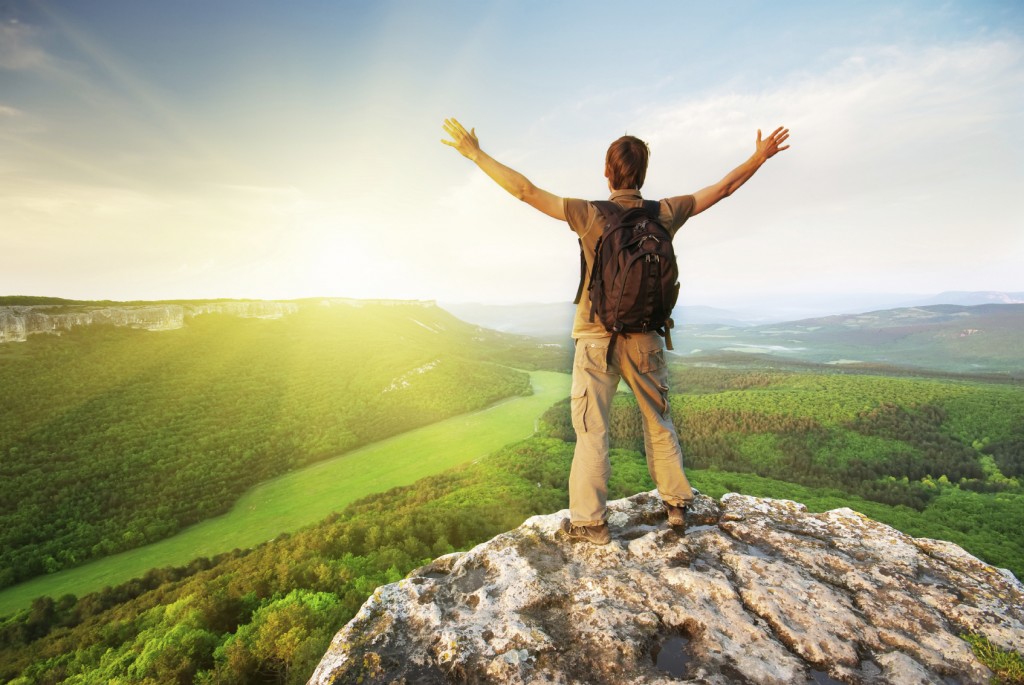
xmin=309 ymin=491 xmax=1024 ymax=685
xmin=0 ymin=301 xmax=298 ymax=342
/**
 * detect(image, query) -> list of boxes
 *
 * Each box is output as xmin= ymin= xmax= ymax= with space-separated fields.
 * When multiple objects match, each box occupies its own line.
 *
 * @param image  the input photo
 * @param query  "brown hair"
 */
xmin=605 ymin=135 xmax=650 ymax=190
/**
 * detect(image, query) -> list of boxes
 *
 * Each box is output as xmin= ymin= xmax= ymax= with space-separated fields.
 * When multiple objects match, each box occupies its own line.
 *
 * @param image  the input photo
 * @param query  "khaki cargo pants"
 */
xmin=570 ymin=332 xmax=694 ymax=525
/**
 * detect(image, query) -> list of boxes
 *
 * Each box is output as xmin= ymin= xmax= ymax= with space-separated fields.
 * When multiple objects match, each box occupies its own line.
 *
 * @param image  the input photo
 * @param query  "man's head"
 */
xmin=605 ymin=135 xmax=650 ymax=191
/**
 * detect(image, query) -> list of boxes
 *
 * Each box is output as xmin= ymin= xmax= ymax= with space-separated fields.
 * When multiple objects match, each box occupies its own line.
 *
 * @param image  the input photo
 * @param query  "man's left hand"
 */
xmin=755 ymin=126 xmax=790 ymax=161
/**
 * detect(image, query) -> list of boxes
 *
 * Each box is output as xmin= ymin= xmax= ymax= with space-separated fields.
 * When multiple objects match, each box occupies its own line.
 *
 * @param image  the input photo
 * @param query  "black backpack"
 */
xmin=573 ymin=200 xmax=679 ymax=361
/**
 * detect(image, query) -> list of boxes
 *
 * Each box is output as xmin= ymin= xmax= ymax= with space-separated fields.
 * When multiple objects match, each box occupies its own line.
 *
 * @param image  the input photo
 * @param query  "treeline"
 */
xmin=1 ymin=434 xmax=1020 ymax=684
xmin=0 ymin=304 xmax=556 ymax=588
xmin=539 ymin=367 xmax=1024 ymax=511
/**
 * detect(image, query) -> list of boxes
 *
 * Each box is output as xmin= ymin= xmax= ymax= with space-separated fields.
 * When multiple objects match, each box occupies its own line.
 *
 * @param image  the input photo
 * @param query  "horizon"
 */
xmin=2 ymin=1 xmax=1022 ymax=307
xmin=5 ymin=288 xmax=1024 ymax=327
xmin=6 ymin=287 xmax=1024 ymax=305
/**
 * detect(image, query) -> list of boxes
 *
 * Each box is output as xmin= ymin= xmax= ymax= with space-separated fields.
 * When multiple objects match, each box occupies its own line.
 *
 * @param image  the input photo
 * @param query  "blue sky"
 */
xmin=2 ymin=0 xmax=1022 ymax=308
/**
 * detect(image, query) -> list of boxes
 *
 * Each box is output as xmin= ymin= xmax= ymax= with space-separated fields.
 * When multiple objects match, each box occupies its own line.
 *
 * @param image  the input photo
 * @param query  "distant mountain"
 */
xmin=444 ymin=291 xmax=1024 ymax=332
xmin=7 ymin=295 xmax=1020 ymax=374
xmin=679 ymin=291 xmax=1024 ymax=322
xmin=441 ymin=302 xmax=576 ymax=339
xmin=674 ymin=305 xmax=757 ymax=327
xmin=909 ymin=291 xmax=1024 ymax=307
xmin=678 ymin=303 xmax=1024 ymax=374
xmin=441 ymin=302 xmax=758 ymax=337
xmin=442 ymin=299 xmax=1024 ymax=374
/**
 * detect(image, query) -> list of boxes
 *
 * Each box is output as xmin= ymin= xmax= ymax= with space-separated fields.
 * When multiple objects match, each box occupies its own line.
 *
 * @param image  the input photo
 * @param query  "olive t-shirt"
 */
xmin=564 ymin=189 xmax=695 ymax=339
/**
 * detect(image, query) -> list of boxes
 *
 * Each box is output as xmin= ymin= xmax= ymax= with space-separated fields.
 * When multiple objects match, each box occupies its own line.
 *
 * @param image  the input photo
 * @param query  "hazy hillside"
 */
xmin=680 ymin=303 xmax=1024 ymax=374
xmin=444 ymin=298 xmax=1024 ymax=374
xmin=913 ymin=290 xmax=1024 ymax=307
xmin=445 ymin=290 xmax=1024 ymax=331
xmin=442 ymin=301 xmax=754 ymax=339
xmin=0 ymin=299 xmax=561 ymax=588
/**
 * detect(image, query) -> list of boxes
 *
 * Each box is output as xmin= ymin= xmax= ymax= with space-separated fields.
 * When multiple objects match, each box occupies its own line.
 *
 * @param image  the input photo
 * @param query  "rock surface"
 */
xmin=0 ymin=301 xmax=298 ymax=342
xmin=309 ymin=491 xmax=1024 ymax=685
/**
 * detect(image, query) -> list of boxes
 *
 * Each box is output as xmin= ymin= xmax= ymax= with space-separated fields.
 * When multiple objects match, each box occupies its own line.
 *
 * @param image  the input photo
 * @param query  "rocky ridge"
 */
xmin=310 ymin=491 xmax=1024 ymax=685
xmin=0 ymin=301 xmax=298 ymax=343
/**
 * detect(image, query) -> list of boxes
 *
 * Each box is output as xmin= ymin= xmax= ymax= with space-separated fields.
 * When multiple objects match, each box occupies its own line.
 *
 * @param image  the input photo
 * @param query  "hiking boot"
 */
xmin=559 ymin=518 xmax=611 ymax=545
xmin=664 ymin=502 xmax=688 ymax=529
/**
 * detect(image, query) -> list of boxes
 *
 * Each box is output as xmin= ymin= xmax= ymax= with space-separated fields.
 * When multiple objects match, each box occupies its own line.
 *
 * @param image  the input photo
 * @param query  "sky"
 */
xmin=1 ymin=0 xmax=1022 ymax=310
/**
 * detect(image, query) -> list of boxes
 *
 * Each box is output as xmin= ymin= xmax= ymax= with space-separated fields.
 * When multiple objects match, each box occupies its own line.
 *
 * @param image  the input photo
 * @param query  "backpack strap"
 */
xmin=592 ymin=200 xmax=621 ymax=223
xmin=642 ymin=199 xmax=661 ymax=221
xmin=607 ymin=330 xmax=619 ymax=367
xmin=574 ymin=202 xmax=620 ymax=306
xmin=587 ymin=236 xmax=603 ymax=322
xmin=641 ymin=198 xmax=671 ymax=351
xmin=584 ymin=201 xmax=620 ymax=322
xmin=660 ymin=317 xmax=675 ymax=351
xmin=596 ymin=198 xmax=659 ymax=220
xmin=572 ymin=238 xmax=586 ymax=305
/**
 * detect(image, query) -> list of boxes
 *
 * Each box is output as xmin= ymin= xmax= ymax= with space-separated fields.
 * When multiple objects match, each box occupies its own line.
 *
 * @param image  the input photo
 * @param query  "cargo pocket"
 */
xmin=635 ymin=335 xmax=671 ymax=418
xmin=637 ymin=337 xmax=666 ymax=375
xmin=654 ymin=379 xmax=671 ymax=419
xmin=570 ymin=385 xmax=589 ymax=433
xmin=577 ymin=339 xmax=609 ymax=374
xmin=571 ymin=338 xmax=608 ymax=435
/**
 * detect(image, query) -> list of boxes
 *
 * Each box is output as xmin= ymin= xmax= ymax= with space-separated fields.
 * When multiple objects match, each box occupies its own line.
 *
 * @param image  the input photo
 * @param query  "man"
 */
xmin=441 ymin=117 xmax=790 ymax=544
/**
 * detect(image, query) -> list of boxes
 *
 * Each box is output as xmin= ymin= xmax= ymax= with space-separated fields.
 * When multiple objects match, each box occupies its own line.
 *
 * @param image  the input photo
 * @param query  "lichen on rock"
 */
xmin=308 ymin=490 xmax=1024 ymax=685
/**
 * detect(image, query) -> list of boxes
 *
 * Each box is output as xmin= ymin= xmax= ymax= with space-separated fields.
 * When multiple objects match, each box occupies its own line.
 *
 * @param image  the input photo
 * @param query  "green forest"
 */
xmin=541 ymin=365 xmax=1024 ymax=513
xmin=0 ymin=303 xmax=561 ymax=588
xmin=2 ymin=432 xmax=1021 ymax=684
xmin=0 ymin=354 xmax=1021 ymax=683
xmin=0 ymin=304 xmax=1021 ymax=684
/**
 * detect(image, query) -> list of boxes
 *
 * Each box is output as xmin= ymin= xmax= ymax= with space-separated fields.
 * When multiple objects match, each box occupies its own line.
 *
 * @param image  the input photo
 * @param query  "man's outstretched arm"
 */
xmin=691 ymin=126 xmax=790 ymax=216
xmin=441 ymin=118 xmax=566 ymax=221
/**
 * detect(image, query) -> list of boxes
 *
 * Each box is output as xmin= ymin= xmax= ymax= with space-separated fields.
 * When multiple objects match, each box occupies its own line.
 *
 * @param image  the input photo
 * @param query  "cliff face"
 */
xmin=0 ymin=301 xmax=299 ymax=343
xmin=310 ymin=491 xmax=1024 ymax=685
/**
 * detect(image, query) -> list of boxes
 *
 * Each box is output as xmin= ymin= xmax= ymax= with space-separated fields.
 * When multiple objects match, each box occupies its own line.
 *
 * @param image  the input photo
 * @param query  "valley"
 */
xmin=0 ymin=299 xmax=563 ymax=589
xmin=0 ymin=295 xmax=1021 ymax=684
xmin=0 ymin=369 xmax=570 ymax=617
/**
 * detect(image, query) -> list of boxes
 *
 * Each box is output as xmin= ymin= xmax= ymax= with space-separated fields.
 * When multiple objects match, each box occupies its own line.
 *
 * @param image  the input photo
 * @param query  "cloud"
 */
xmin=0 ymin=20 xmax=50 ymax=71
xmin=623 ymin=39 xmax=1024 ymax=301
xmin=644 ymin=39 xmax=1022 ymax=181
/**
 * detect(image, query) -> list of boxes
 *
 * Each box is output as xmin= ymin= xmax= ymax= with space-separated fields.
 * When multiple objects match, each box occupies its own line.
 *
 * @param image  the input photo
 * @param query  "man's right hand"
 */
xmin=441 ymin=118 xmax=481 ymax=161
xmin=692 ymin=125 xmax=791 ymax=216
